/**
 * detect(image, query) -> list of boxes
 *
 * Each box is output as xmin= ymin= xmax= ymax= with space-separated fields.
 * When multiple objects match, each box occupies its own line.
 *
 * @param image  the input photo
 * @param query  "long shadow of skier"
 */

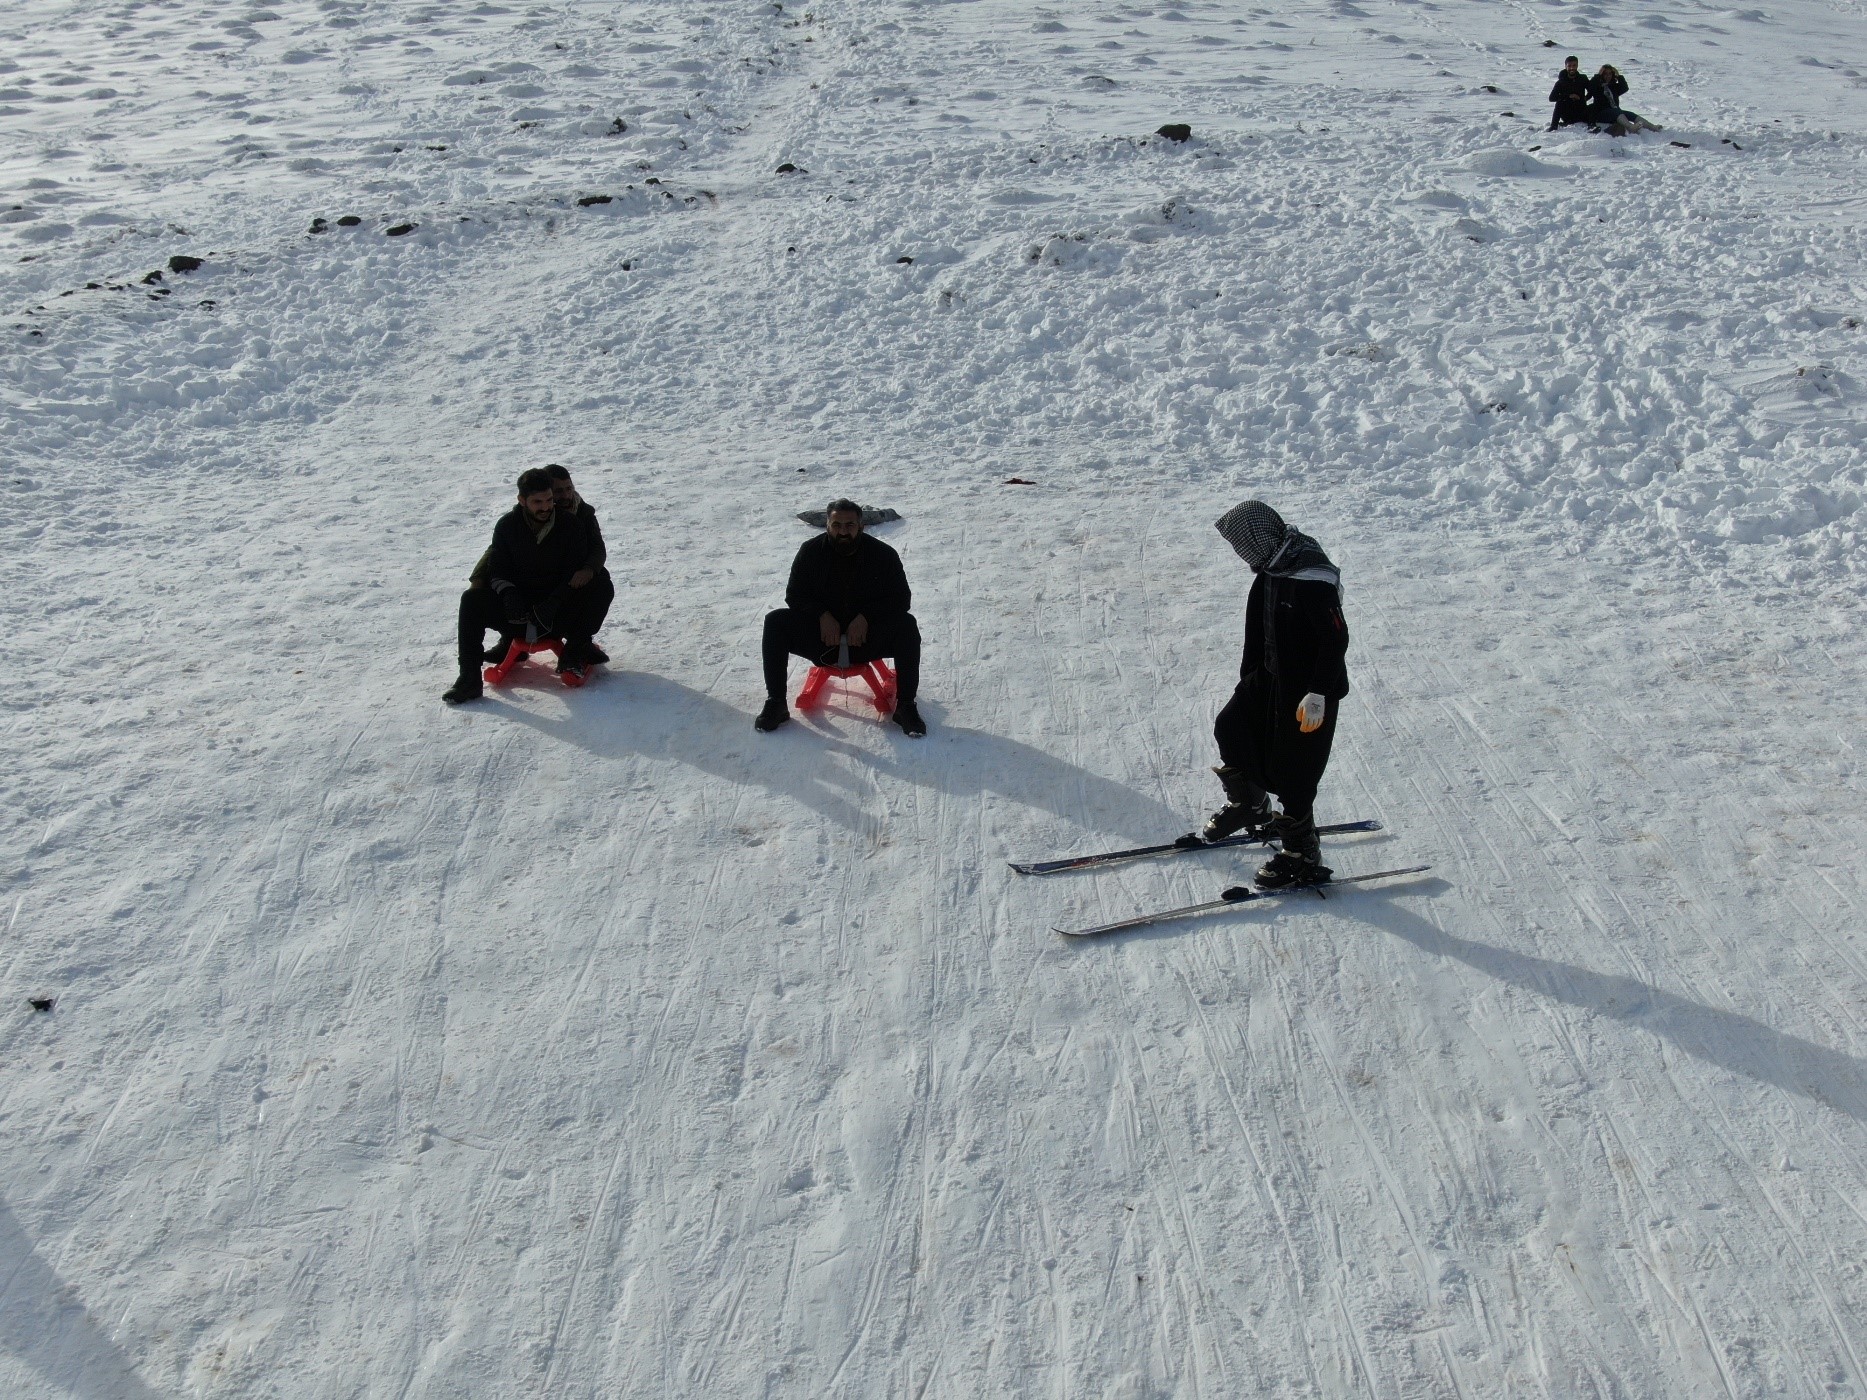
xmin=0 ymin=1197 xmax=162 ymax=1399
xmin=482 ymin=670 xmax=869 ymax=831
xmin=1344 ymin=900 xmax=1867 ymax=1124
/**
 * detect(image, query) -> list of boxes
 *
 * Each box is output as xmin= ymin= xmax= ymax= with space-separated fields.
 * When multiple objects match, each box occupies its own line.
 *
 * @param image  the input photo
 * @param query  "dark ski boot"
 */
xmin=1255 ymin=812 xmax=1327 ymax=887
xmin=442 ymin=674 xmax=484 ymax=705
xmin=754 ymin=698 xmax=791 ymax=733
xmin=1255 ymin=851 xmax=1333 ymax=889
xmin=1201 ymin=765 xmax=1272 ymax=841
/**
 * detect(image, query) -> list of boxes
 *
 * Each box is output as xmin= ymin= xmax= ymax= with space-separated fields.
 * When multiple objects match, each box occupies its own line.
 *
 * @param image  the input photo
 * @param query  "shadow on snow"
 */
xmin=0 ymin=1198 xmax=161 ymax=1399
xmin=483 ymin=674 xmax=1186 ymax=841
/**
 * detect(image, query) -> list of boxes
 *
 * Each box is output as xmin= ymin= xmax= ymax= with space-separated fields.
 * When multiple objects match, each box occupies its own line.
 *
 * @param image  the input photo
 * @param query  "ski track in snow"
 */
xmin=1 ymin=0 xmax=1864 ymax=1396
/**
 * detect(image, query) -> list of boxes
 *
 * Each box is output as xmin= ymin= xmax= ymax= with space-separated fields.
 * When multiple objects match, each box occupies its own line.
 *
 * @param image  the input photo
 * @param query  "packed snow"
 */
xmin=2 ymin=0 xmax=1864 ymax=1395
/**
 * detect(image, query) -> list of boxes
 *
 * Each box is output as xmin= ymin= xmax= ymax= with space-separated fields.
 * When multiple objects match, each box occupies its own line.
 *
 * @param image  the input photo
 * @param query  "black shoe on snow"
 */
xmin=584 ymin=642 xmax=609 ymax=665
xmin=1255 ymin=851 xmax=1332 ymax=889
xmin=442 ymin=676 xmax=484 ymax=705
xmin=1202 ymin=800 xmax=1273 ymax=842
xmin=754 ymin=698 xmax=791 ymax=733
xmin=891 ymin=699 xmax=927 ymax=738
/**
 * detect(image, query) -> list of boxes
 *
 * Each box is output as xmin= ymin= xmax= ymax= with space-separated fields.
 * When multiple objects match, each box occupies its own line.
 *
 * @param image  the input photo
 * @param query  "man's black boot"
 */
xmin=754 ymin=698 xmax=791 ymax=733
xmin=892 ymin=698 xmax=927 ymax=738
xmin=442 ymin=674 xmax=484 ymax=705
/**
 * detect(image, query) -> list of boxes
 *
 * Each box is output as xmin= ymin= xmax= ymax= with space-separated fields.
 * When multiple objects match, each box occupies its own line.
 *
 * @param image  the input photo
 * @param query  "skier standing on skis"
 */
xmin=1202 ymin=501 xmax=1350 ymax=888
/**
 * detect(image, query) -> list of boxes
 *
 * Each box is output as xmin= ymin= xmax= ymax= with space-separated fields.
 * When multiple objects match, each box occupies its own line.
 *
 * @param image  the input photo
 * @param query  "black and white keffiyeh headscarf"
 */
xmin=1214 ymin=500 xmax=1340 ymax=588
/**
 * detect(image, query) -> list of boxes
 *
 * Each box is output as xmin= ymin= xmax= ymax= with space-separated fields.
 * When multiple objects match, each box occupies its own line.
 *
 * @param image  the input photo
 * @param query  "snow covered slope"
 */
xmin=2 ymin=0 xmax=1864 ymax=1395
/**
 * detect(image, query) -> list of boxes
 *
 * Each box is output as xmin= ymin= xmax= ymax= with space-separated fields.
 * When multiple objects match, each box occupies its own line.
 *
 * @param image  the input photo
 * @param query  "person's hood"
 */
xmin=1215 ymin=499 xmax=1339 ymax=586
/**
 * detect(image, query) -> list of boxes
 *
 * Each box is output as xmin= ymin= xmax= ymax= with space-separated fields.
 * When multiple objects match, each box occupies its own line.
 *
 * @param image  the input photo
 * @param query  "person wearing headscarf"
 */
xmin=1204 ymin=500 xmax=1350 ymax=887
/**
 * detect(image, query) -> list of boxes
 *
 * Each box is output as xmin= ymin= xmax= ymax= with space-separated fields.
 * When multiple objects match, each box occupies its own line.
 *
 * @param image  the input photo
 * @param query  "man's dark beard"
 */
xmin=831 ymin=535 xmax=858 ymax=556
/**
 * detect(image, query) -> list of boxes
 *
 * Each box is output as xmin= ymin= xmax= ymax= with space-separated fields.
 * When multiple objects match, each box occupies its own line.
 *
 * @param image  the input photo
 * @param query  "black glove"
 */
xmin=496 ymin=585 xmax=528 ymax=625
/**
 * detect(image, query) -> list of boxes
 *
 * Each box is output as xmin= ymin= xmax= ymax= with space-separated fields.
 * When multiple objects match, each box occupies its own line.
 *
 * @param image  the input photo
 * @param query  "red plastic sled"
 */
xmin=796 ymin=660 xmax=897 ymax=715
xmin=484 ymin=637 xmax=586 ymax=689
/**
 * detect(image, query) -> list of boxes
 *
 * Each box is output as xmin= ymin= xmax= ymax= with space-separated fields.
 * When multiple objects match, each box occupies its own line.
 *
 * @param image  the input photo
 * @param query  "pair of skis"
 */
xmin=1008 ymin=821 xmax=1429 ymax=938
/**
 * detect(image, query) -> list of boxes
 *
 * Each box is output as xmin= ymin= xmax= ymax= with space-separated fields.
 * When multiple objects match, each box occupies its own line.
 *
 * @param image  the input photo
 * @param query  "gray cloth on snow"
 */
xmin=797 ymin=505 xmax=902 ymax=529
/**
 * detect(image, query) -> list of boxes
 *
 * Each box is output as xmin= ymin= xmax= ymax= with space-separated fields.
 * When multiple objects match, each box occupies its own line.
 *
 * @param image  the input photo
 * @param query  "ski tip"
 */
xmin=1008 ymin=862 xmax=1035 ymax=875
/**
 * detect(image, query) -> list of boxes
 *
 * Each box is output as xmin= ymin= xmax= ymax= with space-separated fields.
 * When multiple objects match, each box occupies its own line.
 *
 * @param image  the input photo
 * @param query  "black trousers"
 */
xmin=1214 ymin=672 xmax=1337 ymax=820
xmin=762 ymin=609 xmax=919 ymax=703
xmin=456 ymin=574 xmax=614 ymax=676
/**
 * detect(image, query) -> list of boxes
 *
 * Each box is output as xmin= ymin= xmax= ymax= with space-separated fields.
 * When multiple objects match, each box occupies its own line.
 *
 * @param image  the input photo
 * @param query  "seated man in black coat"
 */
xmin=545 ymin=463 xmax=613 ymax=664
xmin=1547 ymin=55 xmax=1592 ymax=130
xmin=756 ymin=499 xmax=925 ymax=736
xmin=443 ymin=468 xmax=610 ymax=704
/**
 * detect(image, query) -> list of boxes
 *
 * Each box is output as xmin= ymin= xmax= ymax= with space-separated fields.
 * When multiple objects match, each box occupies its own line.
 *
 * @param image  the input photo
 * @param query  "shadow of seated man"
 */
xmin=444 ymin=467 xmax=613 ymax=704
xmin=757 ymin=497 xmax=925 ymax=737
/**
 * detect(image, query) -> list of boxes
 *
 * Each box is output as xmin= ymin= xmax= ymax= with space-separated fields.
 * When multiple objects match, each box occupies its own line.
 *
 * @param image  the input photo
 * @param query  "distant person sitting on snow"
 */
xmin=1547 ymin=55 xmax=1592 ymax=130
xmin=1588 ymin=64 xmax=1660 ymax=133
xmin=442 ymin=468 xmax=611 ymax=704
xmin=1201 ymin=501 xmax=1350 ymax=889
xmin=756 ymin=498 xmax=925 ymax=737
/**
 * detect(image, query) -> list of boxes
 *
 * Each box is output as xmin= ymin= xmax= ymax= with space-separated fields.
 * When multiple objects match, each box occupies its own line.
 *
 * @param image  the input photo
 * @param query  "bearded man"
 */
xmin=756 ymin=498 xmax=925 ymax=737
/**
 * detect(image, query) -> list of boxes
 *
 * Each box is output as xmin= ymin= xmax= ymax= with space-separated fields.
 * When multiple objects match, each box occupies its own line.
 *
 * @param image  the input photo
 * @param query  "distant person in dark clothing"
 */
xmin=1200 ymin=501 xmax=1350 ymax=888
xmin=1588 ymin=64 xmax=1628 ymax=130
xmin=443 ymin=468 xmax=611 ymax=704
xmin=757 ymin=499 xmax=925 ymax=736
xmin=464 ymin=463 xmax=612 ymax=664
xmin=1590 ymin=64 xmax=1661 ymax=133
xmin=1548 ymin=55 xmax=1591 ymax=129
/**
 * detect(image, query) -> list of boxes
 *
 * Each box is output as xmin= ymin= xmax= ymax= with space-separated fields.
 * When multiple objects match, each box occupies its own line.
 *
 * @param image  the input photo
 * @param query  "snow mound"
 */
xmin=1461 ymin=148 xmax=1573 ymax=178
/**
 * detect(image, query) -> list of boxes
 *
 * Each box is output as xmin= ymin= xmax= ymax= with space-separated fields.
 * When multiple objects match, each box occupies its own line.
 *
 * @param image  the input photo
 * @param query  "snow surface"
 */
xmin=3 ymin=0 xmax=1866 ymax=1394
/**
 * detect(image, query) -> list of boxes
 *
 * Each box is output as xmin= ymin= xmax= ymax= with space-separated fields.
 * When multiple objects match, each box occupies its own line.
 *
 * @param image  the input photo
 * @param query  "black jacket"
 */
xmin=1588 ymin=72 xmax=1628 ymax=120
xmin=483 ymin=505 xmax=594 ymax=604
xmin=784 ymin=533 xmax=911 ymax=626
xmin=1549 ymin=70 xmax=1591 ymax=106
xmin=471 ymin=499 xmax=605 ymax=587
xmin=1241 ymin=572 xmax=1349 ymax=700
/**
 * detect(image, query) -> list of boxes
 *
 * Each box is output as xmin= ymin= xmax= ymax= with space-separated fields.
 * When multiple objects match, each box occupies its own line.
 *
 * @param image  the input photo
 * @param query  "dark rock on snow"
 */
xmin=1156 ymin=123 xmax=1191 ymax=142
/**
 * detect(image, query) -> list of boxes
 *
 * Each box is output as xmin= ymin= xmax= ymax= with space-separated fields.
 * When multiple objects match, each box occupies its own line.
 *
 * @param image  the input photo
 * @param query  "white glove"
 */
xmin=1297 ymin=692 xmax=1327 ymax=734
